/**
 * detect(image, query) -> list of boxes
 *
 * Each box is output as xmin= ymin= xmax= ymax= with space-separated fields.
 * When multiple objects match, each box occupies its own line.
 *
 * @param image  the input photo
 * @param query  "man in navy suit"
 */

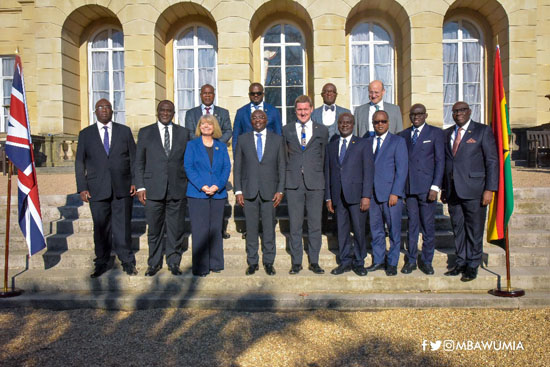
xmin=398 ymin=104 xmax=445 ymax=275
xmin=311 ymin=83 xmax=351 ymax=141
xmin=184 ymin=84 xmax=232 ymax=144
xmin=282 ymin=95 xmax=329 ymax=275
xmin=366 ymin=110 xmax=408 ymax=276
xmin=75 ymin=99 xmax=137 ymax=278
xmin=234 ymin=110 xmax=285 ymax=276
xmin=325 ymin=113 xmax=373 ymax=276
xmin=442 ymin=101 xmax=498 ymax=281
xmin=135 ymin=100 xmax=190 ymax=276
xmin=232 ymin=83 xmax=282 ymax=151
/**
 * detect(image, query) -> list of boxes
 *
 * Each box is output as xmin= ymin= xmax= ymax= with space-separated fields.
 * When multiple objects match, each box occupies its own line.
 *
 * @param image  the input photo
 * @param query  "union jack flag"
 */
xmin=5 ymin=55 xmax=46 ymax=256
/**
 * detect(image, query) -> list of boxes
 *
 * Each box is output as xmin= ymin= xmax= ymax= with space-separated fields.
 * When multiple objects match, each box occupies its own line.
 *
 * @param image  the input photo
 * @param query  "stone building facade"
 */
xmin=0 ymin=0 xmax=549 ymax=164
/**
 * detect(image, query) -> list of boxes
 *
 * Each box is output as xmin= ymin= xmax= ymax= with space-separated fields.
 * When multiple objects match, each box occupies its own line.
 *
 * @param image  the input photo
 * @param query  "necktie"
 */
xmin=205 ymin=106 xmax=211 ymax=114
xmin=256 ymin=133 xmax=263 ymax=161
xmin=374 ymin=137 xmax=381 ymax=159
xmin=371 ymin=102 xmax=380 ymax=111
xmin=301 ymin=124 xmax=306 ymax=151
xmin=412 ymin=128 xmax=419 ymax=145
xmin=339 ymin=138 xmax=347 ymax=165
xmin=324 ymin=105 xmax=335 ymax=112
xmin=452 ymin=127 xmax=463 ymax=156
xmin=103 ymin=126 xmax=109 ymax=155
xmin=253 ymin=104 xmax=260 ymax=110
xmin=164 ymin=125 xmax=170 ymax=156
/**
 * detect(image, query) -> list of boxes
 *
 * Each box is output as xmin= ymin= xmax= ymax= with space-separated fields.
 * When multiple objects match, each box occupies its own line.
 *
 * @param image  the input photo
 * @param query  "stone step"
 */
xmin=513 ymin=201 xmax=550 ymax=214
xmin=5 ymin=244 xmax=549 ymax=271
xmin=509 ymin=214 xmax=550 ymax=229
xmin=512 ymin=187 xmax=550 ymax=200
xmin=508 ymin=230 xmax=550 ymax=247
xmin=9 ymin=266 xmax=550 ymax=293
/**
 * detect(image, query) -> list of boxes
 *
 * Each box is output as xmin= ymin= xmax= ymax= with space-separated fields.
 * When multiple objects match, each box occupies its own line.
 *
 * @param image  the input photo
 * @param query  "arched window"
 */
xmin=443 ymin=19 xmax=484 ymax=127
xmin=88 ymin=27 xmax=125 ymax=124
xmin=261 ymin=23 xmax=305 ymax=125
xmin=350 ymin=22 xmax=394 ymax=111
xmin=1 ymin=56 xmax=15 ymax=132
xmin=174 ymin=25 xmax=217 ymax=124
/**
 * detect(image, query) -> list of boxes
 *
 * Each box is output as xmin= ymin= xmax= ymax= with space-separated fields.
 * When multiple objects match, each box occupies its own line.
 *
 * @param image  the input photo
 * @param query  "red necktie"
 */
xmin=452 ymin=127 xmax=463 ymax=156
xmin=205 ymin=106 xmax=211 ymax=114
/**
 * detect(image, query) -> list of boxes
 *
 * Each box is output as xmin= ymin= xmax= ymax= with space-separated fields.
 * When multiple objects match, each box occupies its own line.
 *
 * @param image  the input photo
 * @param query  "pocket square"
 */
xmin=466 ymin=138 xmax=477 ymax=143
xmin=423 ymin=140 xmax=431 ymax=143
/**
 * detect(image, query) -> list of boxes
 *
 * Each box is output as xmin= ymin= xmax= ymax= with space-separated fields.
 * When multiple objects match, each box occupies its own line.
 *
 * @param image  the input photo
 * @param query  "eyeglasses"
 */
xmin=452 ymin=107 xmax=469 ymax=114
xmin=372 ymin=120 xmax=388 ymax=124
xmin=249 ymin=92 xmax=263 ymax=96
xmin=95 ymin=105 xmax=112 ymax=111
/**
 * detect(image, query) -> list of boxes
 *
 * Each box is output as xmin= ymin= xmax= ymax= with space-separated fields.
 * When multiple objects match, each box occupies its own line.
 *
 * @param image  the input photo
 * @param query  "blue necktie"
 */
xmin=374 ymin=137 xmax=381 ymax=159
xmin=301 ymin=124 xmax=306 ymax=151
xmin=339 ymin=138 xmax=347 ymax=165
xmin=103 ymin=126 xmax=109 ymax=155
xmin=324 ymin=105 xmax=335 ymax=111
xmin=256 ymin=133 xmax=263 ymax=161
xmin=412 ymin=128 xmax=419 ymax=145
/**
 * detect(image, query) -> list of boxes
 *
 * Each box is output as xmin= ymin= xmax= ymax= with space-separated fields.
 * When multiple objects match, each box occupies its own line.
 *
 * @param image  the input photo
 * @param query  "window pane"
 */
xmin=443 ymin=22 xmax=458 ymax=40
xmin=264 ymin=24 xmax=281 ymax=43
xmin=197 ymin=27 xmax=216 ymax=47
xmin=463 ymin=63 xmax=480 ymax=83
xmin=113 ymin=51 xmax=124 ymax=70
xmin=351 ymin=23 xmax=369 ymax=42
xmin=352 ymin=45 xmax=369 ymax=65
xmin=443 ymin=43 xmax=458 ymax=63
xmin=112 ymin=30 xmax=124 ymax=48
xmin=198 ymin=48 xmax=216 ymax=67
xmin=92 ymin=30 xmax=108 ymax=48
xmin=443 ymin=63 xmax=458 ymax=83
xmin=264 ymin=86 xmax=281 ymax=107
xmin=177 ymin=69 xmax=194 ymax=89
xmin=352 ymin=85 xmax=369 ymax=106
xmin=463 ymin=42 xmax=480 ymax=62
xmin=114 ymin=91 xmax=125 ymax=112
xmin=443 ymin=84 xmax=458 ymax=103
xmin=91 ymin=51 xmax=108 ymax=71
xmin=265 ymin=67 xmax=281 ymax=87
xmin=373 ymin=24 xmax=390 ymax=42
xmin=374 ymin=65 xmax=392 ymax=87
xmin=199 ymin=68 xmax=215 ymax=87
xmin=264 ymin=47 xmax=281 ymax=66
xmin=113 ymin=71 xmax=124 ymax=90
xmin=443 ymin=105 xmax=453 ymax=126
xmin=352 ymin=65 xmax=370 ymax=85
xmin=286 ymin=87 xmax=302 ymax=106
xmin=176 ymin=28 xmax=194 ymax=47
xmin=3 ymin=80 xmax=12 ymax=101
xmin=461 ymin=20 xmax=479 ymax=40
xmin=470 ymin=103 xmax=481 ymax=122
xmin=92 ymin=71 xmax=109 ymax=92
xmin=286 ymin=107 xmax=295 ymax=124
xmin=463 ymin=83 xmax=480 ymax=104
xmin=177 ymin=49 xmax=194 ymax=68
xmin=2 ymin=58 xmax=15 ymax=77
xmin=286 ymin=66 xmax=303 ymax=86
xmin=285 ymin=45 xmax=302 ymax=66
xmin=284 ymin=24 xmax=302 ymax=43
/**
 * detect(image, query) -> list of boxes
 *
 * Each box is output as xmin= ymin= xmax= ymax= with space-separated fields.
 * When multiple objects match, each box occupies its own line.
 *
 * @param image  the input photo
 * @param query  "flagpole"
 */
xmin=489 ymin=228 xmax=525 ymax=297
xmin=0 ymin=160 xmax=23 ymax=297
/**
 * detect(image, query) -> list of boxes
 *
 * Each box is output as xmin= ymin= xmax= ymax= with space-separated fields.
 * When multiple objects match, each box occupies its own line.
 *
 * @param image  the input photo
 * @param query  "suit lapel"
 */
xmin=341 ymin=135 xmax=358 ymax=165
xmin=375 ymin=133 xmax=391 ymax=164
xmin=288 ymin=122 xmax=301 ymax=147
xmin=456 ymin=122 xmax=476 ymax=157
xmin=109 ymin=123 xmax=118 ymax=155
xmin=306 ymin=123 xmax=320 ymax=149
xmin=412 ymin=125 xmax=428 ymax=154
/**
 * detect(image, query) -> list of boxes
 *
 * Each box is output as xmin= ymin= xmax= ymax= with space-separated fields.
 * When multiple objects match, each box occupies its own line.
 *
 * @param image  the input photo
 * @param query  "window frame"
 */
xmin=348 ymin=20 xmax=395 ymax=112
xmin=443 ymin=17 xmax=485 ymax=127
xmin=260 ymin=21 xmax=306 ymax=126
xmin=0 ymin=55 xmax=15 ymax=133
xmin=87 ymin=26 xmax=125 ymax=125
xmin=173 ymin=24 xmax=218 ymax=125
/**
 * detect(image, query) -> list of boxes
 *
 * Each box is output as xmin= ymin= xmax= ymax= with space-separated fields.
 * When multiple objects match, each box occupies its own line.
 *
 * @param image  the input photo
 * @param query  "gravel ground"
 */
xmin=0 ymin=308 xmax=548 ymax=367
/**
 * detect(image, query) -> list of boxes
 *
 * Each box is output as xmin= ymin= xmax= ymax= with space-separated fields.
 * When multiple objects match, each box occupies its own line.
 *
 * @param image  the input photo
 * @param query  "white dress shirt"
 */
xmin=450 ymin=119 xmax=471 ymax=149
xmin=372 ymin=131 xmax=388 ymax=153
xmin=157 ymin=121 xmax=173 ymax=149
xmin=368 ymin=100 xmax=385 ymax=133
xmin=339 ymin=135 xmax=353 ymax=154
xmin=295 ymin=120 xmax=313 ymax=145
xmin=321 ymin=104 xmax=336 ymax=126
xmin=96 ymin=121 xmax=112 ymax=147
xmin=201 ymin=104 xmax=215 ymax=115
xmin=250 ymin=102 xmax=264 ymax=113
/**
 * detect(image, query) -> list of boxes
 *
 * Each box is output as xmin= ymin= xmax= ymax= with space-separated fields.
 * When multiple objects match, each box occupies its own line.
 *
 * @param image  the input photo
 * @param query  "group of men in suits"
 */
xmin=76 ymin=78 xmax=498 ymax=283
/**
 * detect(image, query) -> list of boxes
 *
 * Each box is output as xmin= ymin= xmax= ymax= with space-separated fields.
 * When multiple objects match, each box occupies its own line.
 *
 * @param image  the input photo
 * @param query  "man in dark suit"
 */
xmin=135 ymin=100 xmax=190 ymax=276
xmin=354 ymin=80 xmax=403 ymax=137
xmin=232 ymin=83 xmax=282 ymax=151
xmin=184 ymin=84 xmax=232 ymax=144
xmin=325 ymin=113 xmax=373 ymax=276
xmin=75 ymin=99 xmax=137 ymax=278
xmin=311 ymin=83 xmax=351 ymax=141
xmin=366 ymin=110 xmax=408 ymax=276
xmin=234 ymin=109 xmax=285 ymax=276
xmin=398 ymin=103 xmax=445 ymax=275
xmin=442 ymin=101 xmax=498 ymax=281
xmin=282 ymin=95 xmax=329 ymax=275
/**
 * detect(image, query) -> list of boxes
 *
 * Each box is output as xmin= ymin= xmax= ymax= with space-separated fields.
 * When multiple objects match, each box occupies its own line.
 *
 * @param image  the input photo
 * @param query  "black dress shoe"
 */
xmin=90 ymin=265 xmax=108 ymax=278
xmin=222 ymin=231 xmax=231 ymax=239
xmin=461 ymin=266 xmax=478 ymax=282
xmin=444 ymin=265 xmax=466 ymax=276
xmin=145 ymin=265 xmax=162 ymax=277
xmin=122 ymin=263 xmax=138 ymax=276
xmin=366 ymin=263 xmax=385 ymax=272
xmin=246 ymin=264 xmax=259 ymax=275
xmin=289 ymin=264 xmax=302 ymax=275
xmin=385 ymin=265 xmax=397 ymax=276
xmin=418 ymin=261 xmax=435 ymax=275
xmin=264 ymin=264 xmax=276 ymax=276
xmin=309 ymin=263 xmax=325 ymax=274
xmin=401 ymin=262 xmax=417 ymax=274
xmin=168 ymin=265 xmax=182 ymax=275
xmin=352 ymin=266 xmax=368 ymax=276
xmin=211 ymin=269 xmax=222 ymax=273
xmin=331 ymin=264 xmax=352 ymax=275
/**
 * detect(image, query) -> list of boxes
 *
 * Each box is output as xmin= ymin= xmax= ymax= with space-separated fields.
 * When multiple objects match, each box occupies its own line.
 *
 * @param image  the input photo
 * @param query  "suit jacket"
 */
xmin=75 ymin=122 xmax=136 ymax=201
xmin=233 ymin=131 xmax=286 ymax=201
xmin=366 ymin=133 xmax=408 ymax=202
xmin=442 ymin=121 xmax=499 ymax=200
xmin=324 ymin=135 xmax=373 ymax=206
xmin=398 ymin=123 xmax=445 ymax=196
xmin=184 ymin=105 xmax=232 ymax=144
xmin=282 ymin=122 xmax=329 ymax=190
xmin=184 ymin=138 xmax=231 ymax=199
xmin=354 ymin=101 xmax=403 ymax=137
xmin=134 ymin=122 xmax=190 ymax=200
xmin=232 ymin=102 xmax=282 ymax=151
xmin=311 ymin=104 xmax=351 ymax=141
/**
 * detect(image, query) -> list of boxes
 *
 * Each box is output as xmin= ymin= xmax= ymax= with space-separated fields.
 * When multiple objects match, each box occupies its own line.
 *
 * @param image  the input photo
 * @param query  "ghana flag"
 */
xmin=487 ymin=45 xmax=513 ymax=249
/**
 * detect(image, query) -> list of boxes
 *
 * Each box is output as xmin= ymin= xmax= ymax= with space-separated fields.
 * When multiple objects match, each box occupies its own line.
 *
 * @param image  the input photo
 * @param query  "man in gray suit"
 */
xmin=184 ymin=84 xmax=232 ymax=144
xmin=234 ymin=109 xmax=285 ymax=276
xmin=311 ymin=83 xmax=351 ymax=141
xmin=282 ymin=95 xmax=329 ymax=275
xmin=354 ymin=80 xmax=403 ymax=137
xmin=135 ymin=100 xmax=190 ymax=276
